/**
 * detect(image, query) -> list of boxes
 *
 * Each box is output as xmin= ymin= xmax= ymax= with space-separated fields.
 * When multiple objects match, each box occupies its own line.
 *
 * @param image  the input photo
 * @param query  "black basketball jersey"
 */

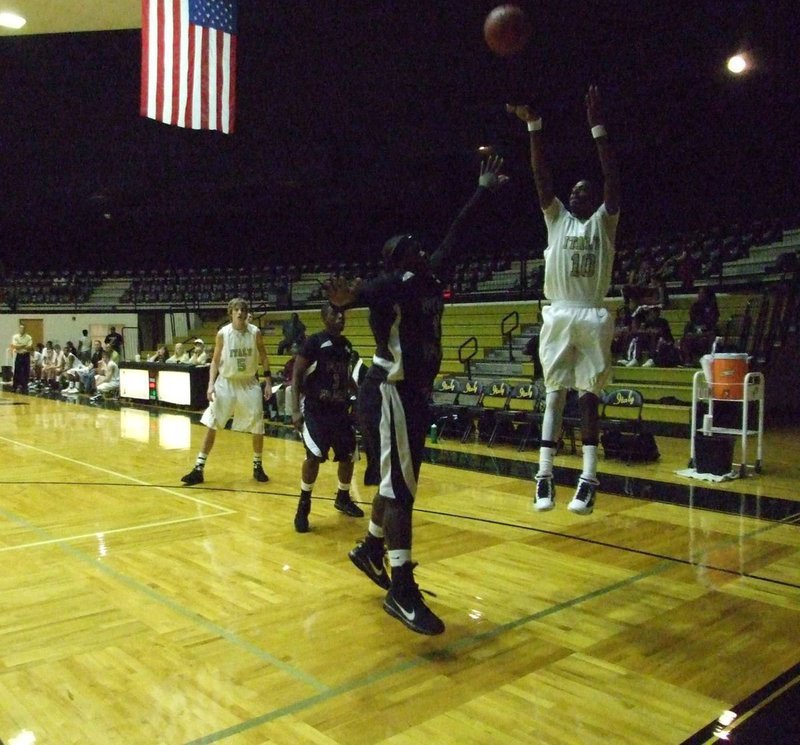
xmin=299 ymin=331 xmax=353 ymax=409
xmin=359 ymin=270 xmax=444 ymax=392
xmin=356 ymin=184 xmax=492 ymax=393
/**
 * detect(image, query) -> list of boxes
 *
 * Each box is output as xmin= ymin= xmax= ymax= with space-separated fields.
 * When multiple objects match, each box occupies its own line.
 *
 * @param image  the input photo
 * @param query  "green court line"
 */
xmin=3 ymin=477 xmax=796 ymax=743
xmin=186 ymin=506 xmax=800 ymax=742
xmin=185 ymin=560 xmax=675 ymax=744
xmin=0 ymin=505 xmax=329 ymax=694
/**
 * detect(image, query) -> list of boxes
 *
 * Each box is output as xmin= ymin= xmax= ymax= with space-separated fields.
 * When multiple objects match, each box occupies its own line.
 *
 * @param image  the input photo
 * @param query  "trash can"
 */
xmin=694 ymin=431 xmax=735 ymax=476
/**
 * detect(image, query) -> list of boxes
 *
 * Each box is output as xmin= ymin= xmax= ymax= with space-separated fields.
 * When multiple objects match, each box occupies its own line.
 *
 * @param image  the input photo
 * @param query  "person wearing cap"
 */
xmin=188 ymin=339 xmax=208 ymax=365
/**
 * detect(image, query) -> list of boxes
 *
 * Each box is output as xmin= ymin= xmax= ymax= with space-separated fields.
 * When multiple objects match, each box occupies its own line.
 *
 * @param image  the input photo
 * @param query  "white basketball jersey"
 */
xmin=218 ymin=322 xmax=259 ymax=380
xmin=542 ymin=198 xmax=618 ymax=306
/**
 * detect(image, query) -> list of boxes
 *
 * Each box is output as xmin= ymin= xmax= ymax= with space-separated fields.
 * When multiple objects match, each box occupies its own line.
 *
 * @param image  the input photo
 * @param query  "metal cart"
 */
xmin=689 ymin=370 xmax=764 ymax=477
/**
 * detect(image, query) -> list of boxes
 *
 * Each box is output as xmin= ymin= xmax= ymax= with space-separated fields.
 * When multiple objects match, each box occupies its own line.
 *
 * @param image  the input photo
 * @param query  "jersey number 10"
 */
xmin=570 ymin=252 xmax=597 ymax=278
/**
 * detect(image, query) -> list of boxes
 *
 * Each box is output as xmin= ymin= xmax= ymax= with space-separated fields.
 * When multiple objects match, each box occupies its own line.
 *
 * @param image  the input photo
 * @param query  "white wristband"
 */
xmin=591 ymin=124 xmax=607 ymax=139
xmin=527 ymin=118 xmax=542 ymax=132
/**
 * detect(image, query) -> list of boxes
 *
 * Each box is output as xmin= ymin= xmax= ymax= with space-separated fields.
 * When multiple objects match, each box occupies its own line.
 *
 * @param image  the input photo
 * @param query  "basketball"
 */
xmin=483 ymin=5 xmax=532 ymax=57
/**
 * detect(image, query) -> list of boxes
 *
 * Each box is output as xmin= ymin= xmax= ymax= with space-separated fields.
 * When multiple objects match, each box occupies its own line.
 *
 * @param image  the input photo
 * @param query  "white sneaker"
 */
xmin=568 ymin=479 xmax=598 ymax=515
xmin=616 ymin=358 xmax=629 ymax=365
xmin=642 ymin=359 xmax=655 ymax=368
xmin=625 ymin=358 xmax=639 ymax=367
xmin=533 ymin=477 xmax=555 ymax=511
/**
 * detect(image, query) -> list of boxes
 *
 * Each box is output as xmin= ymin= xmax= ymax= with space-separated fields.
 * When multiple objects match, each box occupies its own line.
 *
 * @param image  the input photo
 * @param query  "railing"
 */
xmin=458 ymin=336 xmax=479 ymax=379
xmin=500 ymin=310 xmax=519 ymax=361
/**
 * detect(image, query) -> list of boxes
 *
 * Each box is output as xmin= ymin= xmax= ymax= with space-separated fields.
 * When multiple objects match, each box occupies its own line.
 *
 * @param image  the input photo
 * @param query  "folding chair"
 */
xmin=449 ymin=380 xmax=485 ymax=443
xmin=488 ymin=382 xmax=537 ymax=448
xmin=599 ymin=388 xmax=645 ymax=435
xmin=429 ymin=376 xmax=462 ymax=440
xmin=476 ymin=381 xmax=511 ymax=444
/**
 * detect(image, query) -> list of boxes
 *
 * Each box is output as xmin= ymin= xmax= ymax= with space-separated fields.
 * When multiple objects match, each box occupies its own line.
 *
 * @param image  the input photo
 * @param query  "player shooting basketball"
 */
xmin=507 ymin=85 xmax=621 ymax=515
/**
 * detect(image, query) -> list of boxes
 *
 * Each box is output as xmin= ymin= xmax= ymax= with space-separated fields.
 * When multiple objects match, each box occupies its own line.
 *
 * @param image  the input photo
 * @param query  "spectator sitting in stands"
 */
xmin=188 ymin=339 xmax=208 ymax=365
xmin=277 ymin=313 xmax=306 ymax=354
xmin=104 ymin=341 xmax=120 ymax=365
xmin=77 ymin=356 xmax=98 ymax=395
xmin=620 ymin=305 xmax=678 ymax=367
xmin=39 ymin=341 xmax=55 ymax=390
xmin=60 ymin=348 xmax=85 ymax=393
xmin=611 ymin=299 xmax=634 ymax=359
xmin=89 ymin=339 xmax=104 ymax=368
xmin=622 ymin=257 xmax=668 ymax=308
xmin=148 ymin=344 xmax=169 ymax=363
xmin=166 ymin=342 xmax=190 ymax=364
xmin=91 ymin=349 xmax=120 ymax=401
xmin=31 ymin=343 xmax=44 ymax=388
xmin=43 ymin=343 xmax=66 ymax=390
xmin=680 ymin=287 xmax=720 ymax=366
xmin=675 ymin=247 xmax=699 ymax=293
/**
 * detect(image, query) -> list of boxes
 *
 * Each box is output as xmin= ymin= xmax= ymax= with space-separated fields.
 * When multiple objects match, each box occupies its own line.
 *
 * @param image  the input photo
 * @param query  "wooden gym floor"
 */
xmin=1 ymin=388 xmax=799 ymax=745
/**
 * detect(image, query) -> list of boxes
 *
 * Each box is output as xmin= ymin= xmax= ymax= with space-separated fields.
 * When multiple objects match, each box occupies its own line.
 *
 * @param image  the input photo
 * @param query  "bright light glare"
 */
xmin=0 ymin=12 xmax=26 ymax=29
xmin=727 ymin=54 xmax=747 ymax=74
xmin=9 ymin=730 xmax=37 ymax=745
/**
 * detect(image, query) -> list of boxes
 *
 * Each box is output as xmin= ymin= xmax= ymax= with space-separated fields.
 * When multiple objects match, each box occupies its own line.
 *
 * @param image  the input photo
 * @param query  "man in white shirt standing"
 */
xmin=508 ymin=85 xmax=620 ymax=516
xmin=11 ymin=323 xmax=33 ymax=393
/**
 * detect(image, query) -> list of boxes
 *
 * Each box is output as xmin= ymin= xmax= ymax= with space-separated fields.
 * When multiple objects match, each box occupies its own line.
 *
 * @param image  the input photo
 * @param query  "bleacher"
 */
xmin=7 ymin=213 xmax=800 ymax=434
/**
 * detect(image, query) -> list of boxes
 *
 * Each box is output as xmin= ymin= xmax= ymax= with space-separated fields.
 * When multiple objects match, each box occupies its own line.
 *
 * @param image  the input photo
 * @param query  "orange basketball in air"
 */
xmin=483 ymin=5 xmax=532 ymax=57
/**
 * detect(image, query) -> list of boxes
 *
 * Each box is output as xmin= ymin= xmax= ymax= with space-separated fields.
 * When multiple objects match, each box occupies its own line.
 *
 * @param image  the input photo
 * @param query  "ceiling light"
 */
xmin=0 ymin=12 xmax=26 ymax=29
xmin=726 ymin=54 xmax=748 ymax=74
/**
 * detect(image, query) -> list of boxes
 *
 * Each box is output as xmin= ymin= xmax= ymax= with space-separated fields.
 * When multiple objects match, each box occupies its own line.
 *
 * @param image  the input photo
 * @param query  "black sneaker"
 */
xmin=181 ymin=466 xmax=204 ymax=485
xmin=533 ymin=476 xmax=555 ymax=512
xmin=253 ymin=463 xmax=269 ymax=482
xmin=294 ymin=498 xmax=310 ymax=533
xmin=334 ymin=494 xmax=364 ymax=517
xmin=568 ymin=478 xmax=598 ymax=515
xmin=348 ymin=540 xmax=390 ymax=589
xmin=383 ymin=564 xmax=445 ymax=635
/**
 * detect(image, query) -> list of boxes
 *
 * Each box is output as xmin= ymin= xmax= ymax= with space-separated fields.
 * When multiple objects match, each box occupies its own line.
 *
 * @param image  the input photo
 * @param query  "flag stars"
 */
xmin=189 ymin=0 xmax=237 ymax=35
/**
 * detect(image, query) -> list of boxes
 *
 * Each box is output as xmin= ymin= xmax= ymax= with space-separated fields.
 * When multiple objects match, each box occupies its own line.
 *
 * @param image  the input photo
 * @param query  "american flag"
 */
xmin=140 ymin=0 xmax=238 ymax=134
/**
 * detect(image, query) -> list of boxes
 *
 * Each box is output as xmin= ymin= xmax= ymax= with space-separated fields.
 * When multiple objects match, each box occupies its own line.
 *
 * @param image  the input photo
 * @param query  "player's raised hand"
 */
xmin=585 ymin=85 xmax=604 ymax=127
xmin=323 ymin=275 xmax=362 ymax=308
xmin=505 ymin=103 xmax=540 ymax=123
xmin=478 ymin=154 xmax=509 ymax=191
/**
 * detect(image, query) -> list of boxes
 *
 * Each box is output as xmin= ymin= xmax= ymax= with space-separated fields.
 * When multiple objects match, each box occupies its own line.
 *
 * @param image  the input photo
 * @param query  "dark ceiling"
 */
xmin=0 ymin=1 xmax=797 ymax=270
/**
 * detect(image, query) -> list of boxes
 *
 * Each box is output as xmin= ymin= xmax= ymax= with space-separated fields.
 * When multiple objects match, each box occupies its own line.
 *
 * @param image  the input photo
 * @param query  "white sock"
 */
xmin=537 ymin=446 xmax=555 ymax=478
xmin=368 ymin=520 xmax=384 ymax=538
xmin=580 ymin=445 xmax=599 ymax=482
xmin=388 ymin=549 xmax=411 ymax=567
